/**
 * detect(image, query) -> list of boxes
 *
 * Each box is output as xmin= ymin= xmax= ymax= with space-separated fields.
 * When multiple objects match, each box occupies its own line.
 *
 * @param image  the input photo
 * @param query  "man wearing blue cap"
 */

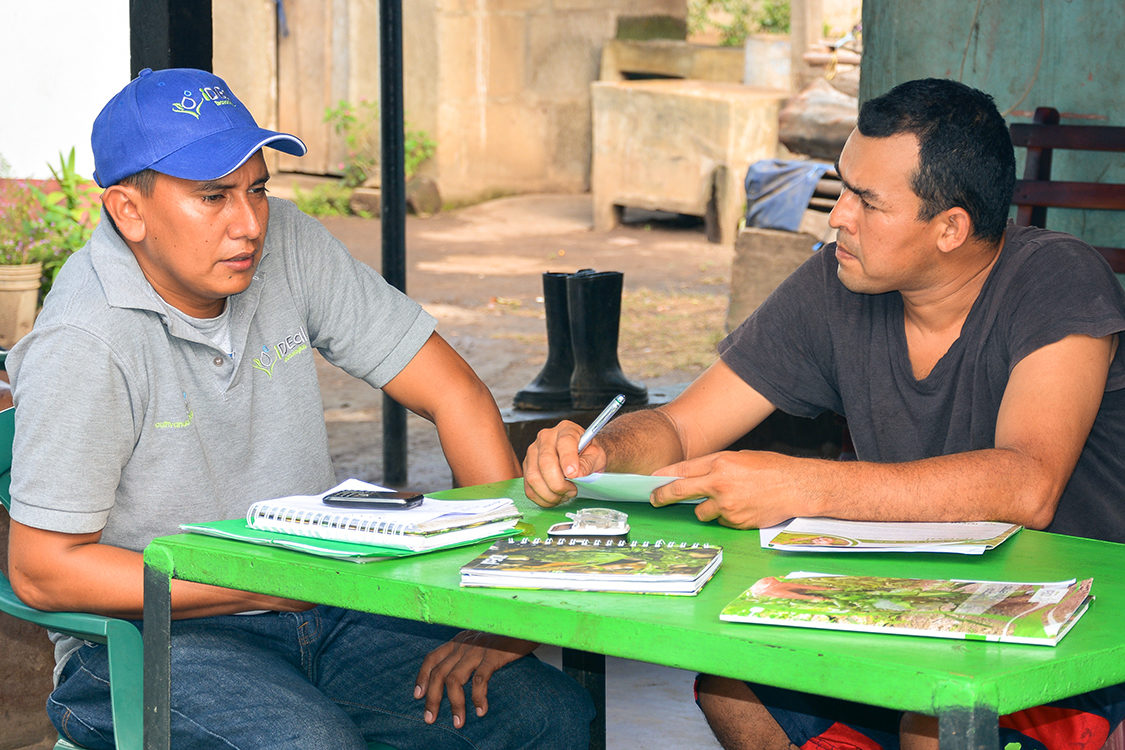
xmin=5 ymin=68 xmax=592 ymax=749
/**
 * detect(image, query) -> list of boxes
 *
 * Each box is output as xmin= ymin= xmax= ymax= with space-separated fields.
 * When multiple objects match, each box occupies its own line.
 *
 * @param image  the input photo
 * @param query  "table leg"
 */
xmin=142 ymin=562 xmax=172 ymax=750
xmin=562 ymin=648 xmax=606 ymax=750
xmin=938 ymin=705 xmax=999 ymax=750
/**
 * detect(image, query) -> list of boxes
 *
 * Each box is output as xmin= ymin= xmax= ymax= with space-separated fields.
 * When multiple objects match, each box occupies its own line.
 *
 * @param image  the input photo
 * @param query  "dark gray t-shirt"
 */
xmin=719 ymin=224 xmax=1125 ymax=542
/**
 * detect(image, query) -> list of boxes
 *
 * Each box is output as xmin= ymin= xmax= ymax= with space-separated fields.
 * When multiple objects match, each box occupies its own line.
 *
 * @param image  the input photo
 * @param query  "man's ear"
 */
xmin=100 ymin=185 xmax=147 ymax=243
xmin=935 ymin=206 xmax=972 ymax=254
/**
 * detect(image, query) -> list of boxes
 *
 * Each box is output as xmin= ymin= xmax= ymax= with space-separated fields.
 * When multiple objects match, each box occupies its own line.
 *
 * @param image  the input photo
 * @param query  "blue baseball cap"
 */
xmin=92 ymin=68 xmax=306 ymax=188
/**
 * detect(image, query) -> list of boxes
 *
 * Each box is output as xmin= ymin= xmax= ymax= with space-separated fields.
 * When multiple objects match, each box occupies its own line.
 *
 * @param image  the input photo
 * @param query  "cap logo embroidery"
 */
xmin=171 ymin=86 xmax=235 ymax=120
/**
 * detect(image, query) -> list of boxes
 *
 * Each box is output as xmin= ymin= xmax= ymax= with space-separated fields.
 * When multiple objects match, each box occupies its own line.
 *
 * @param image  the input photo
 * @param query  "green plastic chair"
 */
xmin=0 ymin=406 xmax=144 ymax=750
xmin=0 ymin=408 xmax=395 ymax=750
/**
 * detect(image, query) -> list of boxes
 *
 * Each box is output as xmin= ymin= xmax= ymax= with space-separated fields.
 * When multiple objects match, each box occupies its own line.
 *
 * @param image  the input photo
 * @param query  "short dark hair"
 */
xmin=857 ymin=78 xmax=1014 ymax=243
xmin=118 ymin=169 xmax=158 ymax=196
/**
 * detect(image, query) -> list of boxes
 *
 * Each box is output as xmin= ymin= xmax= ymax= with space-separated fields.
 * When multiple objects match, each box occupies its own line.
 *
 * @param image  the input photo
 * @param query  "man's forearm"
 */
xmin=599 ymin=408 xmax=687 ymax=474
xmin=433 ymin=380 xmax=521 ymax=487
xmin=9 ymin=522 xmax=311 ymax=619
xmin=775 ymin=447 xmax=1061 ymax=528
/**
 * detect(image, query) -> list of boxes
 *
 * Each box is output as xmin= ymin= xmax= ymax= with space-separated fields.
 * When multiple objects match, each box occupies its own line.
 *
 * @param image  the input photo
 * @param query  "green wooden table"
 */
xmin=142 ymin=479 xmax=1125 ymax=749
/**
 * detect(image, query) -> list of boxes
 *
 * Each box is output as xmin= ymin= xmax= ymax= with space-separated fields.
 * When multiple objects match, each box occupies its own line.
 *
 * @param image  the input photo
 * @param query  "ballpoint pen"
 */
xmin=577 ymin=394 xmax=625 ymax=453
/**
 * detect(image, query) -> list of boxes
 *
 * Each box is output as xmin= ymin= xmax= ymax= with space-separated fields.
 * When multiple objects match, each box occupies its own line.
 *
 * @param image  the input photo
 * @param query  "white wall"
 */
xmin=0 ymin=0 xmax=130 ymax=180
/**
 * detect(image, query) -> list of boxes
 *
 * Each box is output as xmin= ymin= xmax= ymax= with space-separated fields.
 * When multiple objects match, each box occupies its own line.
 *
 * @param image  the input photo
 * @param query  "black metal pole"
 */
xmin=130 ymin=0 xmax=213 ymax=75
xmin=380 ymin=0 xmax=408 ymax=486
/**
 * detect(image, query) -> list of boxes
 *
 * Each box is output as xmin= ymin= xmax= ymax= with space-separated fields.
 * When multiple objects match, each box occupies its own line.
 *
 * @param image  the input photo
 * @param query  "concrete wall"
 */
xmin=421 ymin=0 xmax=687 ymax=203
xmin=215 ymin=0 xmax=686 ymax=204
xmin=861 ymin=0 xmax=1125 ymax=249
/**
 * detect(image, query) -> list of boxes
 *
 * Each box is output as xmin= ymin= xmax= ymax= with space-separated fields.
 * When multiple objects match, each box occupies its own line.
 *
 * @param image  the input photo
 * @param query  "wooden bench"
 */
xmin=1010 ymin=106 xmax=1125 ymax=271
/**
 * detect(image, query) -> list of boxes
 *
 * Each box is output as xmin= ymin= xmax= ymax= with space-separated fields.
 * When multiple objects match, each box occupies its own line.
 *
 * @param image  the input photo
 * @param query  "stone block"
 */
xmin=615 ymin=14 xmax=686 ymax=40
xmin=599 ymin=39 xmax=744 ymax=82
xmin=348 ymin=187 xmax=382 ymax=217
xmin=591 ymin=80 xmax=788 ymax=245
xmin=726 ymin=226 xmax=820 ymax=332
xmin=406 ymin=176 xmax=442 ymax=217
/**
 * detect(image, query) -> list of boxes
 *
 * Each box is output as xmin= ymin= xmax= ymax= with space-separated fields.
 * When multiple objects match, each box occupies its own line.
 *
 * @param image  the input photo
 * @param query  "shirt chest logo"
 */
xmin=252 ymin=331 xmax=309 ymax=378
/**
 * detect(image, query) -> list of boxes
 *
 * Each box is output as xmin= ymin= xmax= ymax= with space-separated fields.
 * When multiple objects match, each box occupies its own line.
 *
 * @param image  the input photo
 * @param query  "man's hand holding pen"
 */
xmin=523 ymin=394 xmax=623 ymax=507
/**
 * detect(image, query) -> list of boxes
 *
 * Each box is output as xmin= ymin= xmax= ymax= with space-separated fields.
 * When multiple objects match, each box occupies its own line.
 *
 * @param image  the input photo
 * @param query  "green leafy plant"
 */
xmin=323 ymin=99 xmax=436 ymax=190
xmin=0 ymin=180 xmax=53 ymax=266
xmin=403 ymin=123 xmax=436 ymax=183
xmin=34 ymin=148 xmax=102 ymax=298
xmin=688 ymin=0 xmax=791 ymax=47
xmin=325 ymin=99 xmax=381 ymax=188
xmin=292 ymin=182 xmax=355 ymax=218
xmin=0 ymin=148 xmax=101 ymax=301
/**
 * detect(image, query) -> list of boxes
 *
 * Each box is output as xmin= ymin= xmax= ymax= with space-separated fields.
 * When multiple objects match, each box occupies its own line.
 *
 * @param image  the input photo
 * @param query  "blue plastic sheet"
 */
xmin=744 ymin=159 xmax=832 ymax=232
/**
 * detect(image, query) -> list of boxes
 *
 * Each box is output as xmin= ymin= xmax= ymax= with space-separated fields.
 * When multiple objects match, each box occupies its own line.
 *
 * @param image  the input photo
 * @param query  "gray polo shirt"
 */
xmin=7 ymin=197 xmax=435 ymax=553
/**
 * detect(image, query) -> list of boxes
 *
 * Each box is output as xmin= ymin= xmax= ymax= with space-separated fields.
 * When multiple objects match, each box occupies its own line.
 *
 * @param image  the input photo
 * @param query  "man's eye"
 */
xmin=202 ymin=194 xmax=223 ymax=203
xmin=250 ymin=186 xmax=269 ymax=196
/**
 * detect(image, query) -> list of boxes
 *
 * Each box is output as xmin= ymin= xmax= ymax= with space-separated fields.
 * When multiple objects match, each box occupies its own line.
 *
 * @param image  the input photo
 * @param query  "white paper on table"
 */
xmin=569 ymin=472 xmax=693 ymax=503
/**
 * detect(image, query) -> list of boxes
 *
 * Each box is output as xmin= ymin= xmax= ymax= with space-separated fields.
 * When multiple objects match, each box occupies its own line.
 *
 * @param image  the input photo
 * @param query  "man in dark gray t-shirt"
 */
xmin=524 ymin=78 xmax=1125 ymax=750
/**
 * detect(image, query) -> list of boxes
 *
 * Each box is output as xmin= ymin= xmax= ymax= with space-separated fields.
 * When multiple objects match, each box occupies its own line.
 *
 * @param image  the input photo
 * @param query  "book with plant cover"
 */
xmin=760 ymin=518 xmax=1022 ymax=555
xmin=460 ymin=537 xmax=723 ymax=595
xmin=719 ymin=572 xmax=1093 ymax=646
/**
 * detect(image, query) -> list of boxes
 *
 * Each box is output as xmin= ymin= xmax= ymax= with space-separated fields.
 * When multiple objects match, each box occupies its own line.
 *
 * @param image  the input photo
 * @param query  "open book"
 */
xmin=719 ymin=572 xmax=1093 ymax=646
xmin=760 ymin=518 xmax=1022 ymax=554
xmin=460 ymin=537 xmax=722 ymax=595
xmin=182 ymin=479 xmax=521 ymax=560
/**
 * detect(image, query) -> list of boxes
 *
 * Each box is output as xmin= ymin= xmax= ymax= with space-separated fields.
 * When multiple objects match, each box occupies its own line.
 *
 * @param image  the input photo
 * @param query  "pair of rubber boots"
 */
xmin=514 ymin=269 xmax=648 ymax=411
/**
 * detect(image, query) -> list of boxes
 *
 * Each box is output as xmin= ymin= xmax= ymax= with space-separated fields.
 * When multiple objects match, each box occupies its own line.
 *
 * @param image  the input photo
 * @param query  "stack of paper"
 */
xmin=183 ymin=479 xmax=521 ymax=561
xmin=760 ymin=518 xmax=1022 ymax=555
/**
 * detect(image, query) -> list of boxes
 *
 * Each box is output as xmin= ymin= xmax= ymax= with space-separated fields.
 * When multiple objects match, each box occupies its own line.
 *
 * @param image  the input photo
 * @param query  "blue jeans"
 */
xmin=48 ymin=606 xmax=594 ymax=749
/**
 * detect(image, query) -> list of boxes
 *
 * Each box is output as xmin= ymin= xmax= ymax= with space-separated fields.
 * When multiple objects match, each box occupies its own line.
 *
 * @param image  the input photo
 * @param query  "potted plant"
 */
xmin=0 ymin=178 xmax=51 ymax=348
xmin=0 ymin=149 xmax=100 ymax=348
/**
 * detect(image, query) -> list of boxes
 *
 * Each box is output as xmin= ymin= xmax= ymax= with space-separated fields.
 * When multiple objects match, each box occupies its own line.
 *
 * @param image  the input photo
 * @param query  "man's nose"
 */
xmin=828 ymin=191 xmax=854 ymax=230
xmin=230 ymin=195 xmax=264 ymax=239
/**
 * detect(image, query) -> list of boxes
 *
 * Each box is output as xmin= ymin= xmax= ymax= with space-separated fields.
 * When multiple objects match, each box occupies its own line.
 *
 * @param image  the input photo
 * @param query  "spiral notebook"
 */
xmin=182 ymin=479 xmax=522 ymax=559
xmin=460 ymin=537 xmax=723 ymax=595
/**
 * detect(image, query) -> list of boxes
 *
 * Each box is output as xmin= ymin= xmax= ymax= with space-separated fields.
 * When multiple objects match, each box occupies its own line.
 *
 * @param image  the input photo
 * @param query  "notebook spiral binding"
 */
xmin=250 ymin=507 xmax=408 ymax=537
xmin=502 ymin=537 xmax=713 ymax=549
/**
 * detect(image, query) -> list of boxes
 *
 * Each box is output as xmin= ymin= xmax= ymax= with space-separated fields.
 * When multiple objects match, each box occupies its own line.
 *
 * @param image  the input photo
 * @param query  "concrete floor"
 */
xmin=537 ymin=646 xmax=723 ymax=749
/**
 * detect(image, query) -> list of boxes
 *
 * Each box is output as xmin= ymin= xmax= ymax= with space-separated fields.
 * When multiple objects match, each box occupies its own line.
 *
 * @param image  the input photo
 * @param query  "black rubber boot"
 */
xmin=513 ymin=272 xmax=575 ymax=410
xmin=566 ymin=269 xmax=647 ymax=410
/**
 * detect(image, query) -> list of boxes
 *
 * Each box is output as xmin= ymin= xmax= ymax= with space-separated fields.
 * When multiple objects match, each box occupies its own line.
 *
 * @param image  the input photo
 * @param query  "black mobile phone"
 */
xmin=322 ymin=489 xmax=424 ymax=510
